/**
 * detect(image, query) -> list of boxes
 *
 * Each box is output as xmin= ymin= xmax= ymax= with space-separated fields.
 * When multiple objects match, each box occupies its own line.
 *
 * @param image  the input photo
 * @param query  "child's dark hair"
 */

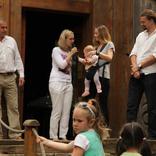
xmin=75 ymin=99 xmax=109 ymax=140
xmin=116 ymin=122 xmax=152 ymax=156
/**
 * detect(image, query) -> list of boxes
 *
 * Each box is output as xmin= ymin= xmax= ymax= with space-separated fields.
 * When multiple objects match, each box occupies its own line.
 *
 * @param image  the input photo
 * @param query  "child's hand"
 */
xmin=86 ymin=58 xmax=92 ymax=64
xmin=36 ymin=136 xmax=48 ymax=144
xmin=83 ymin=59 xmax=87 ymax=64
xmin=71 ymin=47 xmax=78 ymax=55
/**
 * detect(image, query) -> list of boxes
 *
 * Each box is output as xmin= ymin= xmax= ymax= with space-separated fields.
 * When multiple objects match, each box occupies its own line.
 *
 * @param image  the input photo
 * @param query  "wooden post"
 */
xmin=23 ymin=119 xmax=40 ymax=156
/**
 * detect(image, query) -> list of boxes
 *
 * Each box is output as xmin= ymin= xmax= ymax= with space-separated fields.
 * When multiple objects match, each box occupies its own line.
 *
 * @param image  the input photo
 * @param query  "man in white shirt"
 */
xmin=0 ymin=19 xmax=24 ymax=139
xmin=127 ymin=9 xmax=156 ymax=139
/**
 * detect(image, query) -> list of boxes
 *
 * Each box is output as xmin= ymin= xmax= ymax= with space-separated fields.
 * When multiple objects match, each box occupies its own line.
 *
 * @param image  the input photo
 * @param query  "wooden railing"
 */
xmin=23 ymin=120 xmax=40 ymax=156
xmin=0 ymin=119 xmax=156 ymax=156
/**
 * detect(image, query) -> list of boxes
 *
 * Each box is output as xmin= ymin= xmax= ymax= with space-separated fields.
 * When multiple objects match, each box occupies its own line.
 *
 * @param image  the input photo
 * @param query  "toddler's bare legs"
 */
xmin=82 ymin=78 xmax=90 ymax=97
xmin=94 ymin=71 xmax=102 ymax=93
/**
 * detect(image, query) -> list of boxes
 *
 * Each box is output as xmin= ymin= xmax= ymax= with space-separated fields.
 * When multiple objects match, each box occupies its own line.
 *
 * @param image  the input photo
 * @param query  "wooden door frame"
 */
xmin=9 ymin=0 xmax=92 ymax=124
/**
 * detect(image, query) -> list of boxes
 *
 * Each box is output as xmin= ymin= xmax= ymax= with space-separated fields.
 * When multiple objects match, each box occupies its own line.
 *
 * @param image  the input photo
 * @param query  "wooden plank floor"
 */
xmin=0 ymin=138 xmax=156 ymax=156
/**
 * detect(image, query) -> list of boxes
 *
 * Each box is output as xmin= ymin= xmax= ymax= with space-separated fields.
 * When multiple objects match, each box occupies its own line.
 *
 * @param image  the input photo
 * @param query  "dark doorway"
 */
xmin=23 ymin=9 xmax=89 ymax=138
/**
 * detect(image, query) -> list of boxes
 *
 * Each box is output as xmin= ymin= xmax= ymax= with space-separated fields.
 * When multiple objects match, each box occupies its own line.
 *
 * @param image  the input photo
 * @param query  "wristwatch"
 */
xmin=96 ymin=51 xmax=100 ymax=55
xmin=138 ymin=63 xmax=142 ymax=70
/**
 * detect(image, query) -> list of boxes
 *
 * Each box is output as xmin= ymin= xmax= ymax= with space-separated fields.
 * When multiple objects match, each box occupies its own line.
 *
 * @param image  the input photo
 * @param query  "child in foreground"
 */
xmin=116 ymin=122 xmax=152 ymax=156
xmin=37 ymin=99 xmax=109 ymax=156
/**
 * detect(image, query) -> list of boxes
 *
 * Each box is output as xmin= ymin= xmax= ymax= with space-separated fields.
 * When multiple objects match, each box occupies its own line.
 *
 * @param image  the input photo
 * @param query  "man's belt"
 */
xmin=0 ymin=72 xmax=15 ymax=76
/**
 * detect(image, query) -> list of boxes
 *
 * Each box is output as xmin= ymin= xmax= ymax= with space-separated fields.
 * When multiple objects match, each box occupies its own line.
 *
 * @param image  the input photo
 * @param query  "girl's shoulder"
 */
xmin=75 ymin=130 xmax=96 ymax=140
xmin=80 ymin=129 xmax=99 ymax=138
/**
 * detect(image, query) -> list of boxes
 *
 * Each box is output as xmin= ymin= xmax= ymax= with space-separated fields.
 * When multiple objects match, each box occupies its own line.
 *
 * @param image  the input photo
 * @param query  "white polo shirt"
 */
xmin=0 ymin=35 xmax=24 ymax=77
xmin=130 ymin=29 xmax=156 ymax=75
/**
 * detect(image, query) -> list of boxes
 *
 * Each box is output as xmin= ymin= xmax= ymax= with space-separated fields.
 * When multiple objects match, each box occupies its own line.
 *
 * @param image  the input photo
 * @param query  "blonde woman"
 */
xmin=90 ymin=25 xmax=115 ymax=126
xmin=49 ymin=29 xmax=77 ymax=140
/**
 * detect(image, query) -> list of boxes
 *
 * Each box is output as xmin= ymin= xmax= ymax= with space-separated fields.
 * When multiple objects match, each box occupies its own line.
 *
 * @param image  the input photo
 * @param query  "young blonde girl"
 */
xmin=37 ymin=99 xmax=109 ymax=156
xmin=116 ymin=122 xmax=152 ymax=156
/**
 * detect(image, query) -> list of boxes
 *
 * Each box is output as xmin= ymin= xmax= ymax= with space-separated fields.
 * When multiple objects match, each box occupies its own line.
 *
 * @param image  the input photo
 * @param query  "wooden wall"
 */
xmin=133 ymin=0 xmax=156 ymax=40
xmin=93 ymin=0 xmax=133 ymax=137
xmin=0 ymin=0 xmax=10 ymax=28
xmin=93 ymin=0 xmax=156 ymax=137
xmin=132 ymin=0 xmax=156 ymax=136
xmin=0 ymin=0 xmax=92 ymax=137
xmin=1 ymin=0 xmax=156 ymax=137
xmin=1 ymin=0 xmax=91 ymax=56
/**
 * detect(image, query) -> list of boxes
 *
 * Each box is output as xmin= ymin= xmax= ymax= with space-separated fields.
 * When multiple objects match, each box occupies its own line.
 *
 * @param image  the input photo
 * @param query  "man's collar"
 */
xmin=0 ymin=35 xmax=7 ymax=42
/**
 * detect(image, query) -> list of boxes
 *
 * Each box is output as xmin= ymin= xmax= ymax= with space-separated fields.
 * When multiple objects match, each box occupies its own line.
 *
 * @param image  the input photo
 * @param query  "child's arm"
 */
xmin=72 ymin=146 xmax=84 ymax=156
xmin=78 ymin=57 xmax=87 ymax=65
xmin=37 ymin=136 xmax=73 ymax=153
xmin=86 ymin=55 xmax=98 ymax=65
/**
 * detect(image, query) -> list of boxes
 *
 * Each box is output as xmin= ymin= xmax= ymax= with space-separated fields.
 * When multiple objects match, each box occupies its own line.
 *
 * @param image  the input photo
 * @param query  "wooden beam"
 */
xmin=21 ymin=0 xmax=91 ymax=14
xmin=0 ymin=0 xmax=10 ymax=31
xmin=0 ymin=0 xmax=10 ymax=139
xmin=93 ymin=0 xmax=113 ymax=32
xmin=9 ymin=0 xmax=24 ymax=126
xmin=23 ymin=120 xmax=40 ymax=156
xmin=108 ymin=0 xmax=133 ymax=137
xmin=10 ymin=0 xmax=22 ymax=50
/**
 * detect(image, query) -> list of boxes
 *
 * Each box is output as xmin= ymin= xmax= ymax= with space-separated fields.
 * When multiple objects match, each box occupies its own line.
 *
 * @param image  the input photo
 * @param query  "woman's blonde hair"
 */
xmin=75 ymin=99 xmax=110 ymax=140
xmin=58 ymin=29 xmax=74 ymax=51
xmin=93 ymin=25 xmax=111 ymax=48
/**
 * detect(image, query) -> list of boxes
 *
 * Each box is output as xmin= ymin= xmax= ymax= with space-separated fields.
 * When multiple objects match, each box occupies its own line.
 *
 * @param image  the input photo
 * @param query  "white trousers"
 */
xmin=49 ymin=81 xmax=73 ymax=139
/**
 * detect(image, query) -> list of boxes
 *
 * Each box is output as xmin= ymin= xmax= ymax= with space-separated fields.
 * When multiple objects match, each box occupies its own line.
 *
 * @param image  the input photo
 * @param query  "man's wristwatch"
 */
xmin=138 ymin=63 xmax=142 ymax=70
